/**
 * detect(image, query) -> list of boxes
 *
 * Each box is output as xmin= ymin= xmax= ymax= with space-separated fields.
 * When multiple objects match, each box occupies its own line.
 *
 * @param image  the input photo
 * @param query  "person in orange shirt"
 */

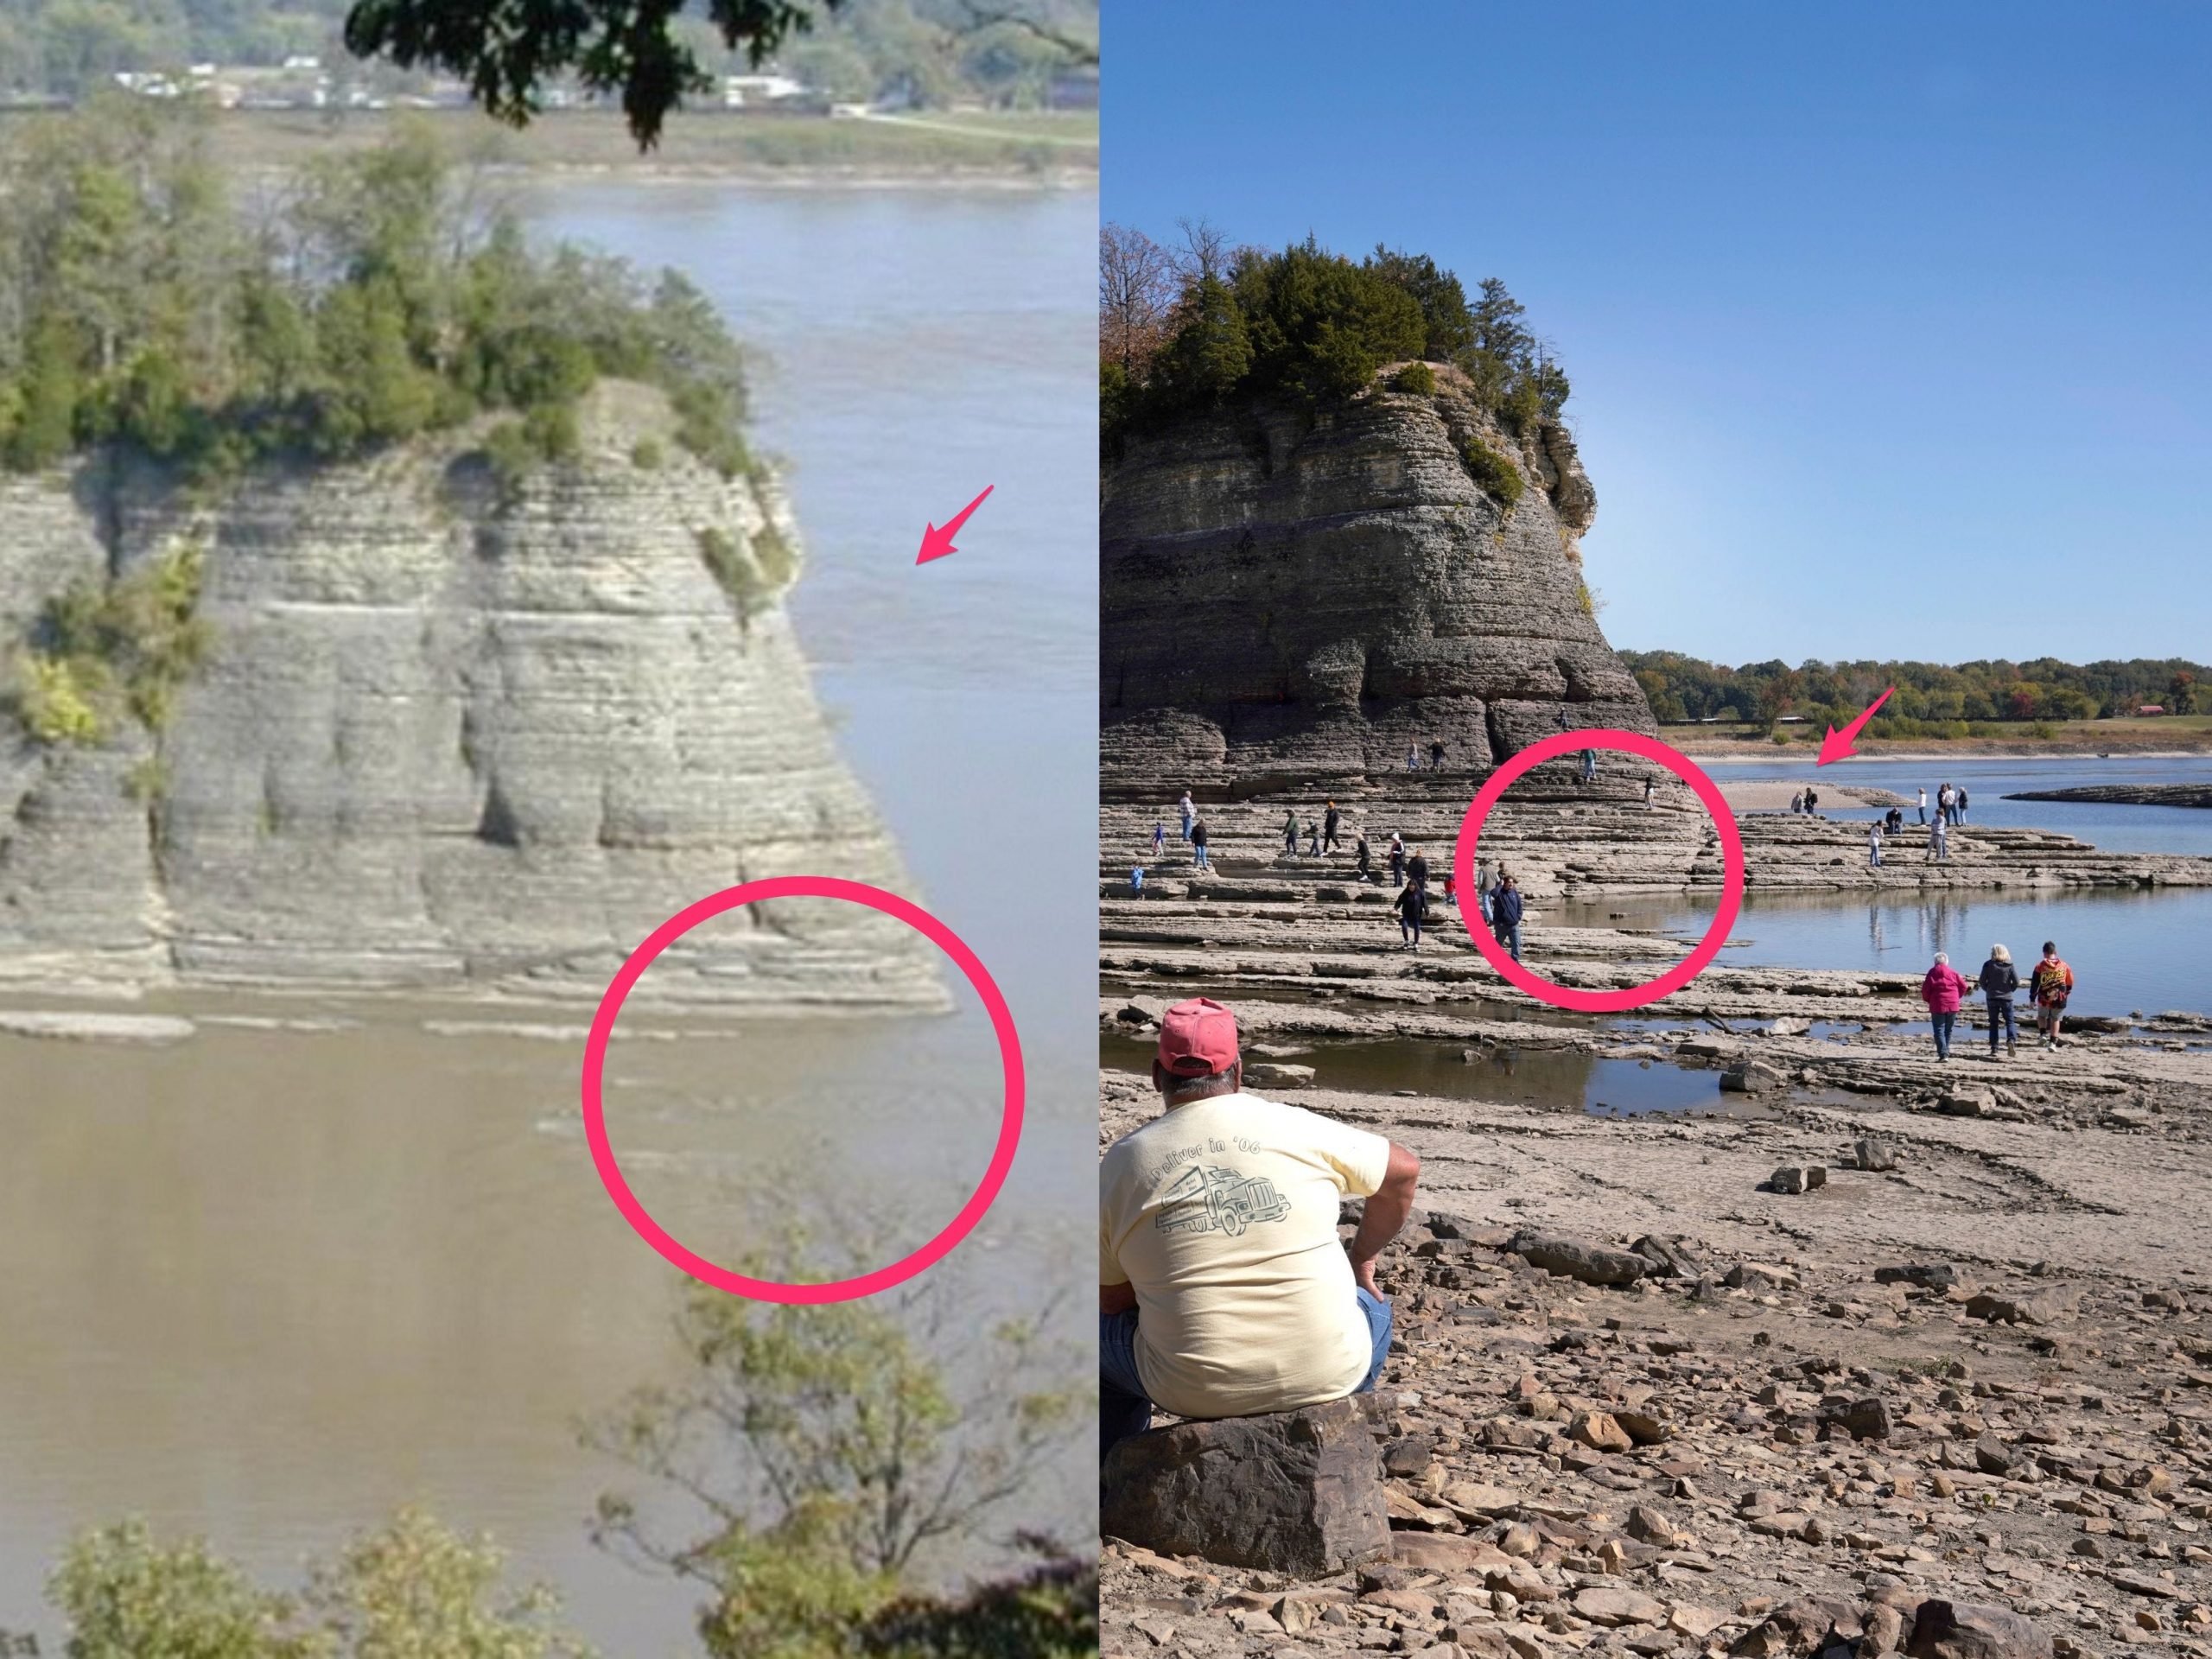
xmin=2030 ymin=941 xmax=2075 ymax=1050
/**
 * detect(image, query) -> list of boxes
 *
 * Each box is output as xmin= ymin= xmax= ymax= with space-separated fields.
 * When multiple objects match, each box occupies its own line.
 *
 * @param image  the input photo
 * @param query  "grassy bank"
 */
xmin=53 ymin=105 xmax=1099 ymax=180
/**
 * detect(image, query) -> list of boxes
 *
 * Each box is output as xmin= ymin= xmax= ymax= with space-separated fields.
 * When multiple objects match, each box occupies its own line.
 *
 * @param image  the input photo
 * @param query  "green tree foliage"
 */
xmin=0 ymin=101 xmax=756 ymax=486
xmin=9 ymin=540 xmax=212 ymax=745
xmin=585 ymin=1245 xmax=1084 ymax=1659
xmin=1100 ymin=225 xmax=1570 ymax=454
xmin=861 ymin=1559 xmax=1097 ymax=1659
xmin=1623 ymin=651 xmax=2212 ymax=730
xmin=1456 ymin=432 xmax=1522 ymax=507
xmin=47 ymin=1510 xmax=589 ymax=1659
xmin=1387 ymin=362 xmax=1435 ymax=396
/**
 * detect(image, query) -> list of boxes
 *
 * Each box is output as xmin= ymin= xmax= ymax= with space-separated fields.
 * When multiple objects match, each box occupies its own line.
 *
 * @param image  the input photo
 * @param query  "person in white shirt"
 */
xmin=1101 ymin=997 xmax=1421 ymax=1457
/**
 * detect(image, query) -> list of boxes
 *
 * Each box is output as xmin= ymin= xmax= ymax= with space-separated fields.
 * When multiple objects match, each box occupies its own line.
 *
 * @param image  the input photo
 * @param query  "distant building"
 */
xmin=2138 ymin=704 xmax=2168 ymax=716
xmin=283 ymin=54 xmax=321 ymax=71
xmin=722 ymin=73 xmax=807 ymax=107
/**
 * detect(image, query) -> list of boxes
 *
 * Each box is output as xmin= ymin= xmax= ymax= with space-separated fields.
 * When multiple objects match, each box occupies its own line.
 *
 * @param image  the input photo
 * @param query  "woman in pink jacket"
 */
xmin=1920 ymin=950 xmax=1972 ymax=1062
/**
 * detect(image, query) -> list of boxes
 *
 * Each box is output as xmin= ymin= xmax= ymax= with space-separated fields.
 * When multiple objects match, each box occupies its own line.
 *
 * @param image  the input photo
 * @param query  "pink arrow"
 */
xmin=916 ymin=484 xmax=995 ymax=564
xmin=1817 ymin=686 xmax=1896 ymax=766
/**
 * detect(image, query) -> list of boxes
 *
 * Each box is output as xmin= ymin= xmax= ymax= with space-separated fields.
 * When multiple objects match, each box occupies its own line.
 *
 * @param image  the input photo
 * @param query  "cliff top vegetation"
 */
xmin=0 ymin=98 xmax=753 ymax=484
xmin=1099 ymin=223 xmax=1569 ymax=456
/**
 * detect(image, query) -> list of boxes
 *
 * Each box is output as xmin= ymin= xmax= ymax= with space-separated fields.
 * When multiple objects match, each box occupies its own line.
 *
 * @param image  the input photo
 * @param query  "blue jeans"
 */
xmin=1931 ymin=1010 xmax=1956 ymax=1058
xmin=1494 ymin=921 xmax=1522 ymax=961
xmin=1101 ymin=1289 xmax=1392 ymax=1461
xmin=1192 ymin=847 xmax=1209 ymax=869
xmin=1987 ymin=998 xmax=2016 ymax=1050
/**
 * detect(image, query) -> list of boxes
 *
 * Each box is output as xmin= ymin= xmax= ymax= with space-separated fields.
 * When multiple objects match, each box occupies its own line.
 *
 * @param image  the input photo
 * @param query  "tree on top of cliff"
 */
xmin=0 ymin=99 xmax=753 ymax=482
xmin=1100 ymin=224 xmax=1573 ymax=454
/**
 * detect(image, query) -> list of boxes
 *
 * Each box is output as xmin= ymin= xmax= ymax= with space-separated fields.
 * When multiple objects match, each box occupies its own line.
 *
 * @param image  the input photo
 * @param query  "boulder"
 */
xmin=1573 ymin=1585 xmax=1667 ymax=1626
xmin=1630 ymin=1233 xmax=1707 ymax=1278
xmin=1770 ymin=1165 xmax=1827 ymax=1194
xmin=1732 ymin=1597 xmax=1865 ymax=1656
xmin=1510 ymin=1230 xmax=1646 ymax=1287
xmin=1965 ymin=1286 xmax=2079 ymax=1326
xmin=1904 ymin=1600 xmax=2052 ymax=1658
xmin=1875 ymin=1263 xmax=1960 ymax=1292
xmin=1853 ymin=1136 xmax=1898 ymax=1171
xmin=1822 ymin=1395 xmax=1893 ymax=1441
xmin=1246 ymin=1061 xmax=1318 ymax=1090
xmin=1567 ymin=1410 xmax=1634 ymax=1453
xmin=1723 ymin=1061 xmax=1786 ymax=1094
xmin=1100 ymin=1398 xmax=1390 ymax=1578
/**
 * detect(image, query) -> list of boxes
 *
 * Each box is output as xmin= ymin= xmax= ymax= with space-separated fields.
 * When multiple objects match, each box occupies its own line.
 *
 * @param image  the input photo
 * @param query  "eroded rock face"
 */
xmin=1101 ymin=382 xmax=1651 ymax=799
xmin=0 ymin=383 xmax=944 ymax=1007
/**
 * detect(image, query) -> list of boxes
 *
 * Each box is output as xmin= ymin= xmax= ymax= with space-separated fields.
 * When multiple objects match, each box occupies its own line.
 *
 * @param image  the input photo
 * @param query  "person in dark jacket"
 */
xmin=1491 ymin=876 xmax=1525 ymax=962
xmin=1283 ymin=809 xmax=1300 ymax=854
xmin=1190 ymin=818 xmax=1211 ymax=872
xmin=1354 ymin=833 xmax=1370 ymax=881
xmin=1388 ymin=836 xmax=1405 ymax=889
xmin=1406 ymin=848 xmax=1429 ymax=893
xmin=1395 ymin=880 xmax=1426 ymax=950
xmin=1978 ymin=944 xmax=2020 ymax=1058
xmin=1323 ymin=801 xmax=1341 ymax=853
xmin=1428 ymin=741 xmax=1446 ymax=771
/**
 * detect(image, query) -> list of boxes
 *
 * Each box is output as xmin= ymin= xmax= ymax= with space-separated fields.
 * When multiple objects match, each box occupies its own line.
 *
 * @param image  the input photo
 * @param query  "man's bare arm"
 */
xmin=1348 ymin=1141 xmax=1421 ymax=1294
xmin=1102 ymin=1279 xmax=1138 ymax=1316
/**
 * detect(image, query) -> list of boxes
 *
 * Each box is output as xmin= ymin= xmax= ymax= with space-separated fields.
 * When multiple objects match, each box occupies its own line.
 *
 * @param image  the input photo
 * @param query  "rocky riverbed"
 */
xmin=2005 ymin=788 xmax=2212 ymax=811
xmin=1100 ymin=791 xmax=2212 ymax=1657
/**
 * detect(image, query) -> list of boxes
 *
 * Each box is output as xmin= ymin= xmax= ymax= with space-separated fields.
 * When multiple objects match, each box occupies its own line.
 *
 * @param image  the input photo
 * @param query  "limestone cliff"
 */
xmin=0 ymin=382 xmax=945 ymax=1008
xmin=1101 ymin=369 xmax=1651 ymax=799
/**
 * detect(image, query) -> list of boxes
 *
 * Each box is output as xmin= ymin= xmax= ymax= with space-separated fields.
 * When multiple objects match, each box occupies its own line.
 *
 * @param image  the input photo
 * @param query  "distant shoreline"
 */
xmin=1673 ymin=732 xmax=2212 ymax=765
xmin=111 ymin=105 xmax=1099 ymax=185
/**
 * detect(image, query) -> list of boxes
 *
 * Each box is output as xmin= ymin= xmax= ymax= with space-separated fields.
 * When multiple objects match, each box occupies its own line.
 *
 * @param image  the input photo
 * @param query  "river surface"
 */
xmin=1702 ymin=753 xmax=2212 ymax=856
xmin=0 ymin=183 xmax=1096 ymax=1651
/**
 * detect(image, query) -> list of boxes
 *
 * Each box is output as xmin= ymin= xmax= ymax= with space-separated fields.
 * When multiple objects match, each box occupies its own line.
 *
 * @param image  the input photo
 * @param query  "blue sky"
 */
xmin=1103 ymin=2 xmax=2211 ymax=666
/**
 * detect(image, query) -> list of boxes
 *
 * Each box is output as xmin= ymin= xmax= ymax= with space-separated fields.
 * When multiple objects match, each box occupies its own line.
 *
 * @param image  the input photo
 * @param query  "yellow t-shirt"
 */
xmin=1100 ymin=1090 xmax=1391 ymax=1421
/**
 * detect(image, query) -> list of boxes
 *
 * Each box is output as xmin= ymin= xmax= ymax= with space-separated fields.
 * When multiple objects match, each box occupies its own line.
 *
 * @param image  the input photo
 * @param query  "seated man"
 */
xmin=1100 ymin=997 xmax=1421 ymax=1458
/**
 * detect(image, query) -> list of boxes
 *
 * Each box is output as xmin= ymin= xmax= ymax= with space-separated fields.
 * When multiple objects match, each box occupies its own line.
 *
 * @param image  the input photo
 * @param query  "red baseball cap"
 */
xmin=1157 ymin=996 xmax=1239 ymax=1077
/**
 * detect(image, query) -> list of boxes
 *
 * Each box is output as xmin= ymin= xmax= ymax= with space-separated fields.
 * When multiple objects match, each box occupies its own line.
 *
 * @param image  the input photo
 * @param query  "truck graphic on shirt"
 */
xmin=1154 ymin=1163 xmax=1291 ymax=1237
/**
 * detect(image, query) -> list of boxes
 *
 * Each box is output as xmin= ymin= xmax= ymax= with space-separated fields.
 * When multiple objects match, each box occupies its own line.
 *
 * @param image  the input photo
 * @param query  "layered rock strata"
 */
xmin=0 ymin=383 xmax=944 ymax=1007
xmin=1101 ymin=374 xmax=1650 ymax=800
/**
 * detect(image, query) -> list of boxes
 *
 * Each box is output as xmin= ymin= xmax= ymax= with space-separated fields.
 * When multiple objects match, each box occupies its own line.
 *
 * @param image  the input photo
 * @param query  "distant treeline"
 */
xmin=1100 ymin=224 xmax=1567 ymax=453
xmin=0 ymin=0 xmax=1096 ymax=107
xmin=1624 ymin=652 xmax=2206 ymax=730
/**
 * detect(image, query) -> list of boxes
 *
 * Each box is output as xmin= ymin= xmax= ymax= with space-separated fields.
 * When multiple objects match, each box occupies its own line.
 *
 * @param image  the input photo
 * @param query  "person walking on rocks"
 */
xmin=1803 ymin=785 xmax=1819 ymax=814
xmin=1868 ymin=821 xmax=1884 ymax=868
xmin=1405 ymin=745 xmax=1420 ymax=773
xmin=1929 ymin=814 xmax=1949 ymax=864
xmin=1580 ymin=747 xmax=1597 ymax=784
xmin=1428 ymin=740 xmax=1446 ymax=772
xmin=1304 ymin=817 xmax=1321 ymax=857
xmin=1387 ymin=833 xmax=1405 ymax=889
xmin=1643 ymin=777 xmax=1655 ymax=809
xmin=1395 ymin=880 xmax=1426 ymax=950
xmin=1129 ymin=865 xmax=1145 ymax=896
xmin=1476 ymin=857 xmax=1498 ymax=924
xmin=1491 ymin=875 xmax=1525 ymax=963
xmin=1790 ymin=790 xmax=1806 ymax=815
xmin=1937 ymin=782 xmax=1955 ymax=825
xmin=1179 ymin=791 xmax=1195 ymax=842
xmin=1979 ymin=943 xmax=2021 ymax=1058
xmin=1956 ymin=785 xmax=1970 ymax=823
xmin=1917 ymin=785 xmax=1928 ymax=824
xmin=1098 ymin=997 xmax=1422 ymax=1455
xmin=1189 ymin=817 xmax=1211 ymax=872
xmin=1354 ymin=831 xmax=1371 ymax=882
xmin=1443 ymin=870 xmax=1459 ymax=909
xmin=1282 ymin=808 xmax=1300 ymax=855
xmin=1921 ymin=950 xmax=1971 ymax=1062
xmin=1151 ymin=819 xmax=1166 ymax=858
xmin=1322 ymin=801 xmax=1341 ymax=854
xmin=2031 ymin=941 xmax=2075 ymax=1049
xmin=1406 ymin=846 xmax=1429 ymax=893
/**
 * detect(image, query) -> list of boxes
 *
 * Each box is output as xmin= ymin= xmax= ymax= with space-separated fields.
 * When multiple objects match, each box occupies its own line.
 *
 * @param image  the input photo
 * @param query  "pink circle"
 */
xmin=579 ymin=876 xmax=1024 ymax=1304
xmin=1450 ymin=729 xmax=1746 ymax=1014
